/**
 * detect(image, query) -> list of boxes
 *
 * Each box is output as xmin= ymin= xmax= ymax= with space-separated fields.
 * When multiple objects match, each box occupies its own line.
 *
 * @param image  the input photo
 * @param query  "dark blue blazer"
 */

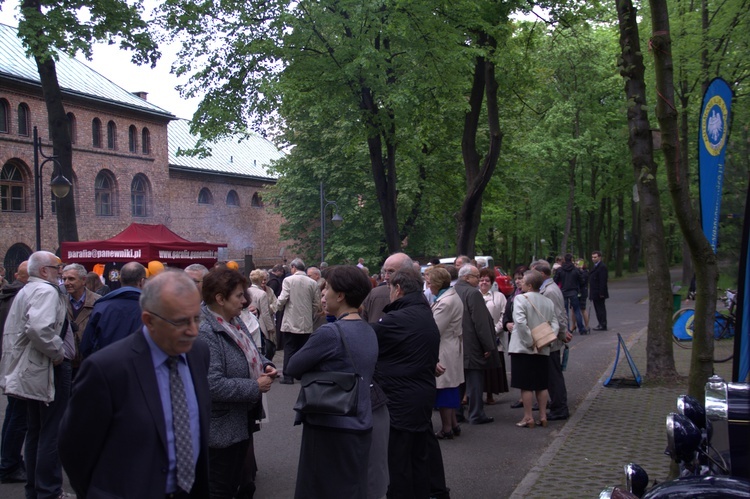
xmin=59 ymin=330 xmax=211 ymax=499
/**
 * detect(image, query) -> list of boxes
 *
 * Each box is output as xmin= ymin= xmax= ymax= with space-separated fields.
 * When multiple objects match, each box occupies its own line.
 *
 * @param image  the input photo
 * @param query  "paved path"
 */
xmin=0 ymin=269 xmax=735 ymax=498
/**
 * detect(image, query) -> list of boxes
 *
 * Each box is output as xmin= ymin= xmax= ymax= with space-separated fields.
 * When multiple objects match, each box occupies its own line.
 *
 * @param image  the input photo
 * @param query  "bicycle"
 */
xmin=672 ymin=290 xmax=735 ymax=362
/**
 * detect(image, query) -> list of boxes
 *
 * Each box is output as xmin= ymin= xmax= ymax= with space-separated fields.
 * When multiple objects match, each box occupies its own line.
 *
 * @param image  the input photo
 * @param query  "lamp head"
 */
xmin=50 ymin=174 xmax=71 ymax=198
xmin=332 ymin=212 xmax=343 ymax=227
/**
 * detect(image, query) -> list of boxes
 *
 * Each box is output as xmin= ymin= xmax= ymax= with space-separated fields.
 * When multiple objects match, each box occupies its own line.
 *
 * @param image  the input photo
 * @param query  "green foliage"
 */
xmin=13 ymin=0 xmax=159 ymax=65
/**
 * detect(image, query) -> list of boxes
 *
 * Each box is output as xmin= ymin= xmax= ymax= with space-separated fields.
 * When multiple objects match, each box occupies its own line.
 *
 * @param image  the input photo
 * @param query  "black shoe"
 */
xmin=547 ymin=412 xmax=569 ymax=421
xmin=593 ymin=326 xmax=607 ymax=331
xmin=510 ymin=400 xmax=523 ymax=409
xmin=279 ymin=377 xmax=294 ymax=385
xmin=456 ymin=412 xmax=466 ymax=423
xmin=0 ymin=467 xmax=27 ymax=484
xmin=470 ymin=416 xmax=494 ymax=425
xmin=580 ymin=329 xmax=589 ymax=335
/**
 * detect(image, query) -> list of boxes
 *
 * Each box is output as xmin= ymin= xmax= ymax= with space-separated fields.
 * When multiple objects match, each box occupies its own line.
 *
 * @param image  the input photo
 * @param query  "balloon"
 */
xmin=226 ymin=260 xmax=239 ymax=270
xmin=148 ymin=261 xmax=165 ymax=276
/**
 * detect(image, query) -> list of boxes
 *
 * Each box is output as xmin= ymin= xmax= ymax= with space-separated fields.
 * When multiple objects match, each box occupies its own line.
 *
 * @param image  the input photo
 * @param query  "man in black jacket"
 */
xmin=372 ymin=257 xmax=442 ymax=499
xmin=554 ymin=253 xmax=588 ymax=335
xmin=589 ymin=251 xmax=609 ymax=331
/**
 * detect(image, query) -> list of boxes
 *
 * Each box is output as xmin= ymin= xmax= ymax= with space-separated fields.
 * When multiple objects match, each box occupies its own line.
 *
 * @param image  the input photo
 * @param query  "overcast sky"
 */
xmin=0 ymin=1 xmax=200 ymax=120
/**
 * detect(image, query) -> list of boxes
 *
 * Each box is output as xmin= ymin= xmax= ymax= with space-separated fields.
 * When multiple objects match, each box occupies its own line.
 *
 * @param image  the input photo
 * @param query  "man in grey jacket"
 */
xmin=532 ymin=260 xmax=573 ymax=421
xmin=0 ymin=251 xmax=73 ymax=498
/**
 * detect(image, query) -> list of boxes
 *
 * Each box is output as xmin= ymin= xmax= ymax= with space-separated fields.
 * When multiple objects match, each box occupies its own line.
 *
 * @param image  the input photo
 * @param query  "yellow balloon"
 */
xmin=226 ymin=260 xmax=239 ymax=270
xmin=148 ymin=261 xmax=165 ymax=276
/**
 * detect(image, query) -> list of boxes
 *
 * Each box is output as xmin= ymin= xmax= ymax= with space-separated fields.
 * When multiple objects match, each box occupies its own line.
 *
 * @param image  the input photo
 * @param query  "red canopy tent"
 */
xmin=60 ymin=223 xmax=226 ymax=269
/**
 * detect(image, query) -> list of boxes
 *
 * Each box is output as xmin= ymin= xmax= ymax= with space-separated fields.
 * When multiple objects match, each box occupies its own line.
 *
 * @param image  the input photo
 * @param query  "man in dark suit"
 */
xmin=453 ymin=264 xmax=501 ymax=425
xmin=59 ymin=270 xmax=211 ymax=499
xmin=589 ymin=250 xmax=609 ymax=331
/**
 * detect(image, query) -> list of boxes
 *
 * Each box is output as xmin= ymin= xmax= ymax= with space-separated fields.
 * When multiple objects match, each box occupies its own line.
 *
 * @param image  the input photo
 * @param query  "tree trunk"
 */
xmin=457 ymin=33 xmax=503 ymax=256
xmin=629 ymin=193 xmax=641 ymax=273
xmin=360 ymin=86 xmax=401 ymax=254
xmin=561 ymin=156 xmax=576 ymax=255
xmin=616 ymin=0 xmax=677 ymax=379
xmin=615 ymin=193 xmax=625 ymax=277
xmin=22 ymin=0 xmax=78 ymax=247
xmin=649 ymin=0 xmax=718 ymax=399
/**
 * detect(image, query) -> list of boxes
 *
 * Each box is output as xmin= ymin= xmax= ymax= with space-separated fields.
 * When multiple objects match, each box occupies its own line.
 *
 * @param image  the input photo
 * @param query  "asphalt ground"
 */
xmin=0 ymin=268 xmax=735 ymax=498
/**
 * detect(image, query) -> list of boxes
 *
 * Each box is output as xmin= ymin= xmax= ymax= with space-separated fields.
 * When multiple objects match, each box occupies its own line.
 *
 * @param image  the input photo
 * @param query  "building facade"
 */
xmin=0 ymin=23 xmax=287 ymax=275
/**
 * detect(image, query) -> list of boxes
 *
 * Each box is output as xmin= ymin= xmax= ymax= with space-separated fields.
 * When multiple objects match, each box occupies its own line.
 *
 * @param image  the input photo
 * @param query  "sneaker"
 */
xmin=0 ymin=467 xmax=26 ymax=484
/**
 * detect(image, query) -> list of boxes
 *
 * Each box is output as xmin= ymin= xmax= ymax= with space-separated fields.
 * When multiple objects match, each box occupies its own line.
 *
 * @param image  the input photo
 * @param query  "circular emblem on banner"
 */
xmin=701 ymin=95 xmax=728 ymax=156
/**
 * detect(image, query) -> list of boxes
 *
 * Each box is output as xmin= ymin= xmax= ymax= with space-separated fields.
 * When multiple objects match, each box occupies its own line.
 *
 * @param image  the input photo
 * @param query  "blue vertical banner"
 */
xmin=698 ymin=78 xmax=732 ymax=251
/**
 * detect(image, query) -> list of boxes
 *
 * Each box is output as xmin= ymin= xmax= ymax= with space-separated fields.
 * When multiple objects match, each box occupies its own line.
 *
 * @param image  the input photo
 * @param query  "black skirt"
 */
xmin=510 ymin=353 xmax=549 ymax=391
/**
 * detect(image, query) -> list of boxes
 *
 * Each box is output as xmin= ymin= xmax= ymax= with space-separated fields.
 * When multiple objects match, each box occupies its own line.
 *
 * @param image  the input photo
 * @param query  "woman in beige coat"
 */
xmin=427 ymin=267 xmax=465 ymax=439
xmin=509 ymin=270 xmax=558 ymax=429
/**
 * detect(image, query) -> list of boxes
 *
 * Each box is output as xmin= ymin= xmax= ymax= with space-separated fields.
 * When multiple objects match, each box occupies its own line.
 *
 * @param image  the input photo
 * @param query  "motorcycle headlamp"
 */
xmin=666 ymin=413 xmax=702 ymax=462
xmin=677 ymin=394 xmax=706 ymax=430
xmin=624 ymin=463 xmax=649 ymax=497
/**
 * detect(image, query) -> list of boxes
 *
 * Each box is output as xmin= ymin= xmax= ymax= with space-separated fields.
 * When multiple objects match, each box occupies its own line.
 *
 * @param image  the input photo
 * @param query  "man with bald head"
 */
xmin=80 ymin=261 xmax=147 ymax=358
xmin=60 ymin=270 xmax=211 ymax=498
xmin=361 ymin=252 xmax=412 ymax=323
xmin=0 ymin=251 xmax=73 ymax=497
xmin=0 ymin=261 xmax=29 ymax=484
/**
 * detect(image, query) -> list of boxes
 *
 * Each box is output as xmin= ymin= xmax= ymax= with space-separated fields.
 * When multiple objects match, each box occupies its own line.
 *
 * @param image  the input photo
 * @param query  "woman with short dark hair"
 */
xmin=198 ymin=267 xmax=277 ymax=498
xmin=285 ymin=266 xmax=379 ymax=499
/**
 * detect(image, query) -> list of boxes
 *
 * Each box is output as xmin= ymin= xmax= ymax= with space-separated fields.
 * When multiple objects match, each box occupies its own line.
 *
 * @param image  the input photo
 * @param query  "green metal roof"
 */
xmin=0 ymin=23 xmax=283 ymax=180
xmin=0 ymin=22 xmax=173 ymax=118
xmin=168 ymin=119 xmax=281 ymax=181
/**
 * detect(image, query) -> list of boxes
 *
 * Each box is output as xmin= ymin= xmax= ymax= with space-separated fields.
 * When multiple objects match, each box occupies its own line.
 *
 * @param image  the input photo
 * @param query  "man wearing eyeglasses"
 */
xmin=0 ymin=251 xmax=73 ymax=498
xmin=60 ymin=270 xmax=211 ymax=498
xmin=79 ymin=261 xmax=146 ymax=359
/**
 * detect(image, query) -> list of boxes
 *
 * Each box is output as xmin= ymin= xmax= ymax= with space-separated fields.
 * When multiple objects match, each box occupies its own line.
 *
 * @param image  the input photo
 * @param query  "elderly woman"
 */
xmin=479 ymin=267 xmax=508 ymax=405
xmin=248 ymin=269 xmax=277 ymax=358
xmin=286 ymin=266 xmax=378 ymax=499
xmin=509 ymin=270 xmax=558 ymax=428
xmin=198 ymin=267 xmax=277 ymax=499
xmin=426 ymin=267 xmax=464 ymax=439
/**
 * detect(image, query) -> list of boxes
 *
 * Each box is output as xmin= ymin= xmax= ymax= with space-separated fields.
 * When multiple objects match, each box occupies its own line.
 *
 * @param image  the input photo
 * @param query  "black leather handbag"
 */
xmin=293 ymin=322 xmax=360 ymax=416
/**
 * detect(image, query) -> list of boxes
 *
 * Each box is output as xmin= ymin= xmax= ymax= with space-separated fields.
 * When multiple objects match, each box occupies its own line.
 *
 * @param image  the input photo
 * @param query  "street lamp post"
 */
xmin=34 ymin=126 xmax=72 ymax=251
xmin=319 ymin=182 xmax=343 ymax=264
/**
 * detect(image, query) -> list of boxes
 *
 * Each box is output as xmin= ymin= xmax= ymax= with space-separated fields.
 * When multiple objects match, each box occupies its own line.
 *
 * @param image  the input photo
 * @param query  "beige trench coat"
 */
xmin=431 ymin=287 xmax=464 ymax=389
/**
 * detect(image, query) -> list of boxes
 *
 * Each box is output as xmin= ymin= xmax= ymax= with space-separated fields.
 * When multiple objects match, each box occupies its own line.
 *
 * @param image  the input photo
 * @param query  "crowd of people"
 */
xmin=0 ymin=248 xmax=609 ymax=498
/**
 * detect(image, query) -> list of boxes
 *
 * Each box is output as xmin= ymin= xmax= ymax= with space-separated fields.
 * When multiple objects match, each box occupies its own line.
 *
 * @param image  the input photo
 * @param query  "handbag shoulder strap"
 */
xmin=522 ymin=293 xmax=546 ymax=321
xmin=333 ymin=321 xmax=359 ymax=374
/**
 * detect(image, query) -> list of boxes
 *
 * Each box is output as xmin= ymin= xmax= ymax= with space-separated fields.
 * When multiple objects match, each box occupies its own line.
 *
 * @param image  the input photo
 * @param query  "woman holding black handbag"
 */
xmin=285 ymin=266 xmax=379 ymax=499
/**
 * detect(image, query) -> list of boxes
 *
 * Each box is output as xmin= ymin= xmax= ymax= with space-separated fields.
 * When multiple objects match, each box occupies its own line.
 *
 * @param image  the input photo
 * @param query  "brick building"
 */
xmin=0 ymin=23 xmax=287 ymax=275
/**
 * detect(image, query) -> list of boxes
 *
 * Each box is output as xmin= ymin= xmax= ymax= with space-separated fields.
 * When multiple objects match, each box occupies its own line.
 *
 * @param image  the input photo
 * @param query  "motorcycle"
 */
xmin=600 ymin=374 xmax=750 ymax=498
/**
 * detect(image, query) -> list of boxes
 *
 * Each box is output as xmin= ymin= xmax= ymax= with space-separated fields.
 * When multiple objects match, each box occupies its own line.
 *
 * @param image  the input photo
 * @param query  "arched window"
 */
xmin=107 ymin=121 xmax=117 ymax=150
xmin=131 ymin=174 xmax=150 ymax=217
xmin=251 ymin=192 xmax=263 ymax=208
xmin=92 ymin=118 xmax=102 ymax=147
xmin=67 ymin=113 xmax=77 ymax=144
xmin=198 ymin=188 xmax=213 ymax=205
xmin=226 ymin=190 xmax=240 ymax=206
xmin=128 ymin=125 xmax=137 ymax=153
xmin=0 ymin=99 xmax=9 ymax=133
xmin=141 ymin=127 xmax=150 ymax=155
xmin=95 ymin=170 xmax=115 ymax=216
xmin=1 ymin=162 xmax=26 ymax=212
xmin=3 ymin=243 xmax=33 ymax=278
xmin=17 ymin=103 xmax=30 ymax=136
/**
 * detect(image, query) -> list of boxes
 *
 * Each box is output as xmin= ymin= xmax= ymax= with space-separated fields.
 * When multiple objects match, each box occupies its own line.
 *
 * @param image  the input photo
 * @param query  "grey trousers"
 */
xmin=547 ymin=349 xmax=568 ymax=416
xmin=465 ymin=368 xmax=488 ymax=423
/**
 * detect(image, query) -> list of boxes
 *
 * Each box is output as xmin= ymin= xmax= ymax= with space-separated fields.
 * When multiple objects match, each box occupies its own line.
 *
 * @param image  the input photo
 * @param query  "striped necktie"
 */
xmin=167 ymin=356 xmax=195 ymax=493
